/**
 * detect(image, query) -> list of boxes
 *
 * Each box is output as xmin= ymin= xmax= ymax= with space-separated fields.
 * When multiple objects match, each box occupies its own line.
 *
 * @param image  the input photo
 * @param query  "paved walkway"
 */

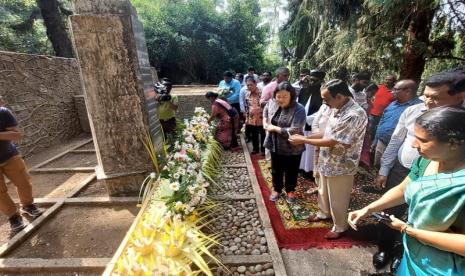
xmin=282 ymin=247 xmax=386 ymax=275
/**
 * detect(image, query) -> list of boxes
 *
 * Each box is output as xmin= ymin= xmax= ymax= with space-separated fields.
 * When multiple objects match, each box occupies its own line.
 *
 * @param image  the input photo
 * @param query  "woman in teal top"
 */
xmin=348 ymin=106 xmax=465 ymax=275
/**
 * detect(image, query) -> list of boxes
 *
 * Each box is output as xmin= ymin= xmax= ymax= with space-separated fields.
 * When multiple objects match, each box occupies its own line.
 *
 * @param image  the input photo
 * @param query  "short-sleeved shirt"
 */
xmin=260 ymin=81 xmax=278 ymax=105
xmin=158 ymin=95 xmax=178 ymax=121
xmin=370 ymin=84 xmax=394 ymax=116
xmin=0 ymin=107 xmax=19 ymax=163
xmin=244 ymin=89 xmax=263 ymax=126
xmin=349 ymin=86 xmax=368 ymax=110
xmin=218 ymin=79 xmax=242 ymax=104
xmin=318 ymin=99 xmax=368 ymax=176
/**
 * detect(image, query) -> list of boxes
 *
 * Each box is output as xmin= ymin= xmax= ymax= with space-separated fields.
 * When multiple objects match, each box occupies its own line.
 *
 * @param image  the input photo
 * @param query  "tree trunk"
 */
xmin=399 ymin=3 xmax=438 ymax=82
xmin=36 ymin=0 xmax=74 ymax=58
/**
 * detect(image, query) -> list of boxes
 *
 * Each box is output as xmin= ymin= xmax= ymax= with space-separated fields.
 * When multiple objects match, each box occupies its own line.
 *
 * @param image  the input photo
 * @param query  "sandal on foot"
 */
xmin=307 ymin=213 xmax=329 ymax=223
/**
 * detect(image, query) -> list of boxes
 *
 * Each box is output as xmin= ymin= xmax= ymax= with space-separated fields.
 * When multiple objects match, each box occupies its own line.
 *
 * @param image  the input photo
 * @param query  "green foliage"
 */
xmin=0 ymin=0 xmax=53 ymax=55
xmin=281 ymin=0 xmax=464 ymax=82
xmin=131 ymin=0 xmax=270 ymax=84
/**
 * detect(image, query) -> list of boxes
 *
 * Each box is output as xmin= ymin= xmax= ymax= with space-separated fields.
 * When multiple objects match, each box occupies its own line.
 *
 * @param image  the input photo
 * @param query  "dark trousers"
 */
xmin=270 ymin=153 xmax=302 ymax=193
xmin=160 ymin=117 xmax=177 ymax=139
xmin=377 ymin=159 xmax=410 ymax=252
xmin=245 ymin=124 xmax=252 ymax=141
xmin=231 ymin=103 xmax=242 ymax=125
xmin=248 ymin=125 xmax=265 ymax=152
xmin=369 ymin=115 xmax=381 ymax=142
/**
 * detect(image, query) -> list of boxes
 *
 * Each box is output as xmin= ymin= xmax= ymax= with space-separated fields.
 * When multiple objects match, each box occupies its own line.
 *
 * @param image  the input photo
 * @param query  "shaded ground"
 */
xmin=25 ymin=134 xmax=93 ymax=168
xmin=6 ymin=173 xmax=74 ymax=200
xmin=282 ymin=247 xmax=383 ymax=275
xmin=8 ymin=205 xmax=139 ymax=258
xmin=74 ymin=180 xmax=108 ymax=197
xmin=76 ymin=142 xmax=96 ymax=151
xmin=42 ymin=153 xmax=97 ymax=168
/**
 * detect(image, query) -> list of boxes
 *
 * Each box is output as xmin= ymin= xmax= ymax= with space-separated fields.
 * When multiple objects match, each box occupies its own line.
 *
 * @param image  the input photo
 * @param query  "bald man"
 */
xmin=370 ymin=80 xmax=422 ymax=166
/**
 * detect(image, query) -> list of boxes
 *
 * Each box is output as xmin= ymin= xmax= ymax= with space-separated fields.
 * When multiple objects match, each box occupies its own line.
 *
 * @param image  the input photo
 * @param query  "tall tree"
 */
xmin=0 ymin=0 xmax=52 ymax=55
xmin=281 ymin=0 xmax=465 ymax=81
xmin=36 ymin=0 xmax=74 ymax=58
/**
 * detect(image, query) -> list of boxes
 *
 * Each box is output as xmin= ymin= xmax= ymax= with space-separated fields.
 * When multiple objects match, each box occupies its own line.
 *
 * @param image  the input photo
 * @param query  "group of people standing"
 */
xmin=207 ymin=66 xmax=465 ymax=275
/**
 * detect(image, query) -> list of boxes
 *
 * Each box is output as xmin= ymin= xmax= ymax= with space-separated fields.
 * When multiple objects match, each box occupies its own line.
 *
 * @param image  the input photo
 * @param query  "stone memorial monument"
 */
xmin=70 ymin=0 xmax=165 ymax=195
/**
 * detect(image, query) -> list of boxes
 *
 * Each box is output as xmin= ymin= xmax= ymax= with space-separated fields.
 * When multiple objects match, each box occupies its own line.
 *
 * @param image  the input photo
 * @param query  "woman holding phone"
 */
xmin=263 ymin=81 xmax=306 ymax=203
xmin=348 ymin=106 xmax=465 ymax=275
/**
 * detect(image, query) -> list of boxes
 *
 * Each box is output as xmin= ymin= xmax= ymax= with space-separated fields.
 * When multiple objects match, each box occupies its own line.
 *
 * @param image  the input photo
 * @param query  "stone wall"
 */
xmin=0 ymin=51 xmax=83 ymax=157
xmin=74 ymin=95 xmax=91 ymax=133
xmin=175 ymin=94 xmax=212 ymax=120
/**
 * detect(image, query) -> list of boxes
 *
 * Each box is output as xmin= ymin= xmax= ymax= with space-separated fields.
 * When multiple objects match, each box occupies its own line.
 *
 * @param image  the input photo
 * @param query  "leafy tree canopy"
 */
xmin=1 ymin=0 xmax=281 ymax=83
xmin=280 ymin=0 xmax=465 ymax=83
xmin=0 ymin=0 xmax=53 ymax=55
xmin=132 ymin=0 xmax=277 ymax=84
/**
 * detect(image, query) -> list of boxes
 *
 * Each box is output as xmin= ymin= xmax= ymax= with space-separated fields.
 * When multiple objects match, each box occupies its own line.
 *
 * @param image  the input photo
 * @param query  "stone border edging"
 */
xmin=30 ymin=167 xmax=95 ymax=173
xmin=0 ymin=257 xmax=110 ymax=272
xmin=240 ymin=135 xmax=288 ymax=276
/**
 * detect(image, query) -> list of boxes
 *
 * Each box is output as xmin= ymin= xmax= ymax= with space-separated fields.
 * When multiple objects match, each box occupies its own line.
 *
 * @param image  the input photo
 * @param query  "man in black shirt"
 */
xmin=0 ymin=103 xmax=42 ymax=234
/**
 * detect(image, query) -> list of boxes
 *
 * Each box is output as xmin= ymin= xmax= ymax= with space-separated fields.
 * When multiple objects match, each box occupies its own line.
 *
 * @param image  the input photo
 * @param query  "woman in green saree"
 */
xmin=348 ymin=106 xmax=465 ymax=275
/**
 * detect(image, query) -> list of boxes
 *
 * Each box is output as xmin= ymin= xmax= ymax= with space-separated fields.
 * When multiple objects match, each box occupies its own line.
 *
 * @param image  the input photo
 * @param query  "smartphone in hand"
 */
xmin=371 ymin=212 xmax=392 ymax=223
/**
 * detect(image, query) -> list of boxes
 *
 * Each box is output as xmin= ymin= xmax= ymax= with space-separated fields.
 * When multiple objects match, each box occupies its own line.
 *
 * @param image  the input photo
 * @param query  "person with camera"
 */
xmin=155 ymin=78 xmax=178 ymax=140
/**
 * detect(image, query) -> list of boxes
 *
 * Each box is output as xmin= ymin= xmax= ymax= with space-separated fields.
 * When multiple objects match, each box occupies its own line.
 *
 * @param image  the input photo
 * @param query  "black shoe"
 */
xmin=251 ymin=150 xmax=259 ymax=155
xmin=20 ymin=203 xmax=43 ymax=219
xmin=373 ymin=250 xmax=391 ymax=269
xmin=9 ymin=214 xmax=27 ymax=234
xmin=390 ymin=256 xmax=402 ymax=274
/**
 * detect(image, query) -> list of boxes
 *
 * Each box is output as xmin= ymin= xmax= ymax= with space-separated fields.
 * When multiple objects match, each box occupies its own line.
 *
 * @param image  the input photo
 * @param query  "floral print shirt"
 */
xmin=318 ymin=98 xmax=368 ymax=176
xmin=245 ymin=88 xmax=263 ymax=126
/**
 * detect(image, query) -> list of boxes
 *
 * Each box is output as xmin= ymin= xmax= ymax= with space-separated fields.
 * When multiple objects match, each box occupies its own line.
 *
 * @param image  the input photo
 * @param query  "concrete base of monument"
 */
xmin=95 ymin=166 xmax=147 ymax=196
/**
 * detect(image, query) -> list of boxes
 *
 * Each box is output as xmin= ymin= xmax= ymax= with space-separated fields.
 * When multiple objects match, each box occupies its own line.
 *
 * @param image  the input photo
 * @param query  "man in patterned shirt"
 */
xmin=289 ymin=79 xmax=367 ymax=239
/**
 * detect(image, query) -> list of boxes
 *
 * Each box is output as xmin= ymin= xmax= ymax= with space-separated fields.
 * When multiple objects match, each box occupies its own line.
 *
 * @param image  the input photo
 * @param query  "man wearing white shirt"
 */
xmin=348 ymin=72 xmax=370 ymax=110
xmin=371 ymin=71 xmax=465 ymax=271
xmin=297 ymin=69 xmax=325 ymax=180
xmin=242 ymin=66 xmax=259 ymax=86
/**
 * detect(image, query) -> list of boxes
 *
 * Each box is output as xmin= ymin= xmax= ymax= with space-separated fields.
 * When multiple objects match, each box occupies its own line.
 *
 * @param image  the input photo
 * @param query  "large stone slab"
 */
xmin=70 ymin=0 xmax=164 ymax=195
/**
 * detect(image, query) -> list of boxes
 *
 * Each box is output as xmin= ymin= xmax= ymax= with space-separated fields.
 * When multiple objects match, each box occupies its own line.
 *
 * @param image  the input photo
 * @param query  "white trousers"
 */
xmin=317 ymin=174 xmax=354 ymax=233
xmin=299 ymin=130 xmax=314 ymax=172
